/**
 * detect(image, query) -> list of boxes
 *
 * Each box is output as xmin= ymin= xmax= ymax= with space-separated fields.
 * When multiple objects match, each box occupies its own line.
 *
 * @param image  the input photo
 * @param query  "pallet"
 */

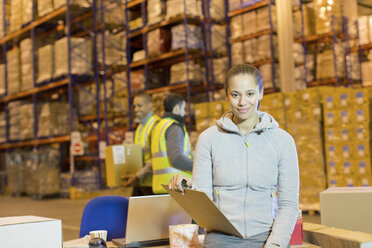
xmin=30 ymin=193 xmax=60 ymax=200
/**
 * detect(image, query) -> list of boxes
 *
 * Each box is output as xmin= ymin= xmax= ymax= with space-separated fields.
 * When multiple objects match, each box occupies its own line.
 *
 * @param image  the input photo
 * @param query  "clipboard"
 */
xmin=162 ymin=185 xmax=244 ymax=238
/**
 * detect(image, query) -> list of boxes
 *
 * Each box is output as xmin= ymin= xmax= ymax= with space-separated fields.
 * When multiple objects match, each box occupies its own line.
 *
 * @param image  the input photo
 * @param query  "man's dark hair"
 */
xmin=164 ymin=94 xmax=184 ymax=112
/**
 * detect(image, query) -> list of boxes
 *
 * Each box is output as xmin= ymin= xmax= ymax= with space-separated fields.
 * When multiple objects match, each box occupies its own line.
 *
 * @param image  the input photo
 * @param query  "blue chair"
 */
xmin=79 ymin=195 xmax=129 ymax=241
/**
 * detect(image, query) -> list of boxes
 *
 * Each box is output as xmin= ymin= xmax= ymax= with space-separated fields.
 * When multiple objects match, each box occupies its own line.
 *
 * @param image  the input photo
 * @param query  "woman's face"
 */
xmin=226 ymin=73 xmax=263 ymax=122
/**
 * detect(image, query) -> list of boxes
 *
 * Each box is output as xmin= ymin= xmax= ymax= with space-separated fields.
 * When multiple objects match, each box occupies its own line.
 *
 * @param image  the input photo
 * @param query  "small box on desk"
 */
xmin=0 ymin=216 xmax=62 ymax=248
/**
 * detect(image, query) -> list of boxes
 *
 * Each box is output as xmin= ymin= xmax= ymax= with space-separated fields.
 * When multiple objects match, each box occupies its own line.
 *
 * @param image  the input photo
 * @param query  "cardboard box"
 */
xmin=0 ymin=216 xmax=62 ymax=248
xmin=105 ymin=144 xmax=143 ymax=187
xmin=320 ymin=187 xmax=372 ymax=234
xmin=304 ymin=222 xmax=372 ymax=248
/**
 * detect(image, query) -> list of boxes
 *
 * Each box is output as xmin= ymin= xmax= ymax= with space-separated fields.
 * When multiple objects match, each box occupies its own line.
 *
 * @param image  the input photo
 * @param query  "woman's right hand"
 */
xmin=168 ymin=174 xmax=193 ymax=193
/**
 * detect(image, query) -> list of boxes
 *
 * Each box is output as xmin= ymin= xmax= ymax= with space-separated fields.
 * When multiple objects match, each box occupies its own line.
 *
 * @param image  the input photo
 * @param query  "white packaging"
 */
xmin=231 ymin=42 xmax=243 ymax=65
xmin=166 ymin=0 xmax=202 ymax=19
xmin=211 ymin=24 xmax=227 ymax=55
xmin=0 ymin=216 xmax=63 ymax=248
xmin=243 ymin=38 xmax=257 ymax=64
xmin=37 ymin=44 xmax=54 ymax=83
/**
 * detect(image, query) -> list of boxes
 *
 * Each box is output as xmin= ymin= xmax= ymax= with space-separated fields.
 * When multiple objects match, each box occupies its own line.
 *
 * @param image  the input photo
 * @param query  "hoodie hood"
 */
xmin=216 ymin=111 xmax=279 ymax=134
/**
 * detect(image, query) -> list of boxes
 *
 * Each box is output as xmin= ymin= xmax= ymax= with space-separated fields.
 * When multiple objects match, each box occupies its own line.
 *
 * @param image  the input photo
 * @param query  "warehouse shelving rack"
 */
xmin=226 ymin=0 xmax=278 ymax=93
xmin=0 ymin=1 xmax=106 ymax=190
xmin=297 ymin=1 xmax=362 ymax=88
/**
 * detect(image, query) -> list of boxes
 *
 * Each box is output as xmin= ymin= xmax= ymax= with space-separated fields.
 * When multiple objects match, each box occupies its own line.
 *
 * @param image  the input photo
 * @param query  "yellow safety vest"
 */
xmin=134 ymin=114 xmax=160 ymax=187
xmin=151 ymin=118 xmax=192 ymax=194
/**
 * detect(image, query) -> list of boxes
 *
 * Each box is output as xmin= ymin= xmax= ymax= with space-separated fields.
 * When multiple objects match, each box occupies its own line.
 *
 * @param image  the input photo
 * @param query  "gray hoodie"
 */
xmin=193 ymin=111 xmax=299 ymax=247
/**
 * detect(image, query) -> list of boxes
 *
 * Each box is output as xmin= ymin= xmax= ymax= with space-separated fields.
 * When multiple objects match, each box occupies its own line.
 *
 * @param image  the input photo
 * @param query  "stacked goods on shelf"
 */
xmin=20 ymin=103 xmax=34 ymax=140
xmin=53 ymin=0 xmax=91 ymax=9
xmin=22 ymin=0 xmax=33 ymax=25
xmin=8 ymin=101 xmax=22 ymax=141
xmin=362 ymin=51 xmax=372 ymax=87
xmin=37 ymin=44 xmax=54 ymax=84
xmin=211 ymin=24 xmax=227 ymax=55
xmin=128 ymin=7 xmax=143 ymax=31
xmin=170 ymin=60 xmax=204 ymax=84
xmin=0 ymin=112 xmax=5 ymax=143
xmin=73 ymin=169 xmax=101 ymax=192
xmin=147 ymin=0 xmax=166 ymax=25
xmin=293 ymin=43 xmax=315 ymax=91
xmin=5 ymin=151 xmax=25 ymax=195
xmin=314 ymin=0 xmax=342 ymax=35
xmin=293 ymin=3 xmax=315 ymax=39
xmin=165 ymin=0 xmax=202 ymax=19
xmin=60 ymin=173 xmax=72 ymax=198
xmin=38 ymin=0 xmax=53 ymax=17
xmin=152 ymin=92 xmax=168 ymax=117
xmin=109 ymin=72 xmax=129 ymax=114
xmin=259 ymin=92 xmax=286 ymax=129
xmin=194 ymin=101 xmax=228 ymax=132
xmin=229 ymin=3 xmax=279 ymax=89
xmin=148 ymin=68 xmax=169 ymax=89
xmin=323 ymin=87 xmax=372 ymax=187
xmin=7 ymin=47 xmax=21 ymax=95
xmin=78 ymin=85 xmax=97 ymax=116
xmin=130 ymin=70 xmax=145 ymax=92
xmin=0 ymin=64 xmax=5 ymax=95
xmin=358 ymin=16 xmax=372 ymax=46
xmin=0 ymin=0 xmax=10 ymax=37
xmin=37 ymin=102 xmax=70 ymax=137
xmin=315 ymin=42 xmax=345 ymax=80
xmin=20 ymin=39 xmax=35 ymax=91
xmin=284 ymin=88 xmax=326 ymax=208
xmin=9 ymin=0 xmax=22 ymax=33
xmin=228 ymin=0 xmax=240 ymax=12
xmin=209 ymin=0 xmax=225 ymax=21
xmin=24 ymin=147 xmax=61 ymax=197
xmin=171 ymin=24 xmax=203 ymax=50
xmin=97 ymin=31 xmax=127 ymax=66
xmin=97 ymin=0 xmax=125 ymax=27
xmin=54 ymin=37 xmax=92 ymax=78
xmin=132 ymin=50 xmax=146 ymax=62
xmin=213 ymin=57 xmax=228 ymax=85
xmin=147 ymin=28 xmax=171 ymax=57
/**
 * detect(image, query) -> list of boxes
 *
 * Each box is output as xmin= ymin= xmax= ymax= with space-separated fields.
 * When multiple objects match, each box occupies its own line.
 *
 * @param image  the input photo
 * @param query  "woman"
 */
xmin=169 ymin=64 xmax=299 ymax=248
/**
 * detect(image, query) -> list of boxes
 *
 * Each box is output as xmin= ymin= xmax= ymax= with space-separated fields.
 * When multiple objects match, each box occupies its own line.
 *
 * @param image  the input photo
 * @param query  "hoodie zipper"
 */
xmin=243 ymin=134 xmax=249 ymax=237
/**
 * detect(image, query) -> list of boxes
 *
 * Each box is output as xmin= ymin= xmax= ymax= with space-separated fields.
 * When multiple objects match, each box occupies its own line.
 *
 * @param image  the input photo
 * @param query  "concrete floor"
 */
xmin=0 ymin=193 xmax=321 ymax=242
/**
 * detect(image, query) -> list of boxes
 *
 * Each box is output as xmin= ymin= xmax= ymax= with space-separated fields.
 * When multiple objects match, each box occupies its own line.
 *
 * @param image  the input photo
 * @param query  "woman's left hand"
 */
xmin=168 ymin=174 xmax=193 ymax=193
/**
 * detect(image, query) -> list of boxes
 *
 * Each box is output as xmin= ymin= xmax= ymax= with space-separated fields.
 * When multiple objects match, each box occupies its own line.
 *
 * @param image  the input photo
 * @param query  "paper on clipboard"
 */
xmin=162 ymin=185 xmax=244 ymax=238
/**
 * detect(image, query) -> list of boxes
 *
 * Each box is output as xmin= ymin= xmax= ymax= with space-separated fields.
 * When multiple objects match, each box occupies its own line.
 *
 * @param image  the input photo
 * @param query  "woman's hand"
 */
xmin=168 ymin=174 xmax=193 ymax=193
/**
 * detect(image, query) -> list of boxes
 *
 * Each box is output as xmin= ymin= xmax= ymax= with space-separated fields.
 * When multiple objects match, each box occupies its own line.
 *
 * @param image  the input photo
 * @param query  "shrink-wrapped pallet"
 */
xmin=20 ymin=38 xmax=35 ymax=91
xmin=213 ymin=57 xmax=228 ymax=84
xmin=358 ymin=16 xmax=371 ymax=45
xmin=256 ymin=34 xmax=278 ymax=61
xmin=0 ymin=112 xmax=6 ymax=143
xmin=242 ymin=11 xmax=256 ymax=36
xmin=97 ymin=0 xmax=125 ymax=26
xmin=259 ymin=63 xmax=279 ymax=89
xmin=0 ymin=64 xmax=5 ymax=95
xmin=0 ymin=0 xmax=10 ymax=37
xmin=54 ymin=37 xmax=92 ymax=77
xmin=7 ymin=48 xmax=21 ymax=95
xmin=166 ymin=0 xmax=202 ymax=19
xmin=37 ymin=44 xmax=54 ymax=84
xmin=130 ymin=70 xmax=145 ymax=92
xmin=38 ymin=0 xmax=53 ymax=17
xmin=77 ymin=85 xmax=96 ymax=116
xmin=314 ymin=0 xmax=342 ymax=35
xmin=231 ymin=42 xmax=243 ymax=65
xmin=37 ymin=102 xmax=70 ymax=137
xmin=229 ymin=0 xmax=241 ymax=11
xmin=147 ymin=28 xmax=171 ymax=57
xmin=19 ymin=103 xmax=34 ymax=140
xmin=243 ymin=38 xmax=257 ymax=64
xmin=9 ymin=0 xmax=22 ymax=33
xmin=210 ymin=0 xmax=225 ymax=21
xmin=22 ymin=0 xmax=32 ymax=25
xmin=316 ymin=45 xmax=345 ymax=80
xmin=8 ymin=101 xmax=22 ymax=141
xmin=230 ymin=15 xmax=243 ymax=39
xmin=97 ymin=31 xmax=127 ymax=66
xmin=256 ymin=5 xmax=276 ymax=32
xmin=211 ymin=24 xmax=227 ymax=55
xmin=147 ymin=0 xmax=166 ymax=25
xmin=362 ymin=61 xmax=372 ymax=87
xmin=109 ymin=72 xmax=129 ymax=113
xmin=171 ymin=24 xmax=203 ymax=50
xmin=6 ymin=151 xmax=25 ymax=195
xmin=170 ymin=61 xmax=204 ymax=84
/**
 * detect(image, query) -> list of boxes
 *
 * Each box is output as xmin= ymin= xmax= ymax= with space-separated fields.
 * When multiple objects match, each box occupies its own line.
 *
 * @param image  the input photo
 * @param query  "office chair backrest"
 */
xmin=79 ymin=195 xmax=129 ymax=241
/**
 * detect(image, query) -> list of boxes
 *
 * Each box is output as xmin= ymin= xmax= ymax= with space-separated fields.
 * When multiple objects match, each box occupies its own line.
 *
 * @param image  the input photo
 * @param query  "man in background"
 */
xmin=122 ymin=92 xmax=160 ymax=196
xmin=151 ymin=94 xmax=193 ymax=194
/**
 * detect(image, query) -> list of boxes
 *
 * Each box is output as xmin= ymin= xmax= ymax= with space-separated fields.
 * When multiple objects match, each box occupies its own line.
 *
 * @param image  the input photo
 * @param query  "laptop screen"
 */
xmin=125 ymin=195 xmax=191 ymax=245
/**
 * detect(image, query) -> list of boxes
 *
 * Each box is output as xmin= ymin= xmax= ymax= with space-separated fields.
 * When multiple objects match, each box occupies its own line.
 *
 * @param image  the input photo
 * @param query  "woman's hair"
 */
xmin=224 ymin=64 xmax=263 ymax=93
xmin=164 ymin=94 xmax=184 ymax=112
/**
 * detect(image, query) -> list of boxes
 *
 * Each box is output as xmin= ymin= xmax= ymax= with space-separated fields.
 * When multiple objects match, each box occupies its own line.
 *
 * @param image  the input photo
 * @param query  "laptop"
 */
xmin=113 ymin=194 xmax=191 ymax=247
